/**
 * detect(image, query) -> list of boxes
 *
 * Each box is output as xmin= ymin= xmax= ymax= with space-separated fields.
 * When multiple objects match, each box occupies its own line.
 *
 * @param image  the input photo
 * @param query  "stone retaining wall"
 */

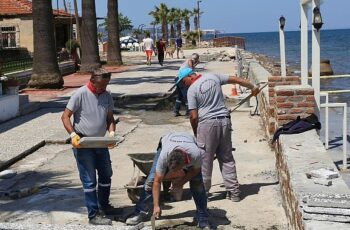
xmin=247 ymin=58 xmax=350 ymax=230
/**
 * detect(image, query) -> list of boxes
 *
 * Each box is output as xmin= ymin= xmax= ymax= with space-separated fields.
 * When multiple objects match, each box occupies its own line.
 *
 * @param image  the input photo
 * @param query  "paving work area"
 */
xmin=0 ymin=48 xmax=288 ymax=229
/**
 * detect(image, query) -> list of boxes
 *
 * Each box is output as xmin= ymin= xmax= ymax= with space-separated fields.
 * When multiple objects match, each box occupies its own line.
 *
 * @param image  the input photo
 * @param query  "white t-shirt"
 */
xmin=187 ymin=73 xmax=230 ymax=122
xmin=143 ymin=37 xmax=154 ymax=51
xmin=156 ymin=132 xmax=202 ymax=176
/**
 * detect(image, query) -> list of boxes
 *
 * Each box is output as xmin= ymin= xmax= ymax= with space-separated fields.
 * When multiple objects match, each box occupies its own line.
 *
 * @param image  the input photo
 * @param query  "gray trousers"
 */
xmin=196 ymin=118 xmax=240 ymax=196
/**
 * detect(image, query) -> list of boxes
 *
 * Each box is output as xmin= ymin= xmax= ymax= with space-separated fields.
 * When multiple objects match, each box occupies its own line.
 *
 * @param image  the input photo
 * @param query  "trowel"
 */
xmin=151 ymin=214 xmax=156 ymax=230
xmin=229 ymin=82 xmax=268 ymax=113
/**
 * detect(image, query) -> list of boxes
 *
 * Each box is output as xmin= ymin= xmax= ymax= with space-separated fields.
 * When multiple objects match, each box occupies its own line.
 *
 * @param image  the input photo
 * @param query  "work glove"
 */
xmin=108 ymin=131 xmax=117 ymax=149
xmin=251 ymin=85 xmax=260 ymax=96
xmin=70 ymin=132 xmax=81 ymax=148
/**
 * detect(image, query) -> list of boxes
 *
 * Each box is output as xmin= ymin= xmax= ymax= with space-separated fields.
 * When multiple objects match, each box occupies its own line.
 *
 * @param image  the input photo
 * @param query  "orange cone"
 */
xmin=231 ymin=84 xmax=238 ymax=96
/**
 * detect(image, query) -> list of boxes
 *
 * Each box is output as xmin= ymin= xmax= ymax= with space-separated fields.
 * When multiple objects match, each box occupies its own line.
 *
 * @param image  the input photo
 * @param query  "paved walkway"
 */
xmin=0 ymin=49 xmax=288 ymax=229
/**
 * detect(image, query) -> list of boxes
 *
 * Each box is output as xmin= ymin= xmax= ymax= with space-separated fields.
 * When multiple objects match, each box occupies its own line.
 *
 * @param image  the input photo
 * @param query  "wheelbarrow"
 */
xmin=125 ymin=153 xmax=172 ymax=203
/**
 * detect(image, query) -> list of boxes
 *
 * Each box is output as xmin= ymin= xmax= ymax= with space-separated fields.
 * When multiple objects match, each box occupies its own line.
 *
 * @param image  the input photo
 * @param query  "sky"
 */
xmin=55 ymin=0 xmax=350 ymax=33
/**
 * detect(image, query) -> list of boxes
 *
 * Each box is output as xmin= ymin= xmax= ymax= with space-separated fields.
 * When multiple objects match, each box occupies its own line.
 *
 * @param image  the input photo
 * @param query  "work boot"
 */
xmin=226 ymin=191 xmax=241 ymax=202
xmin=198 ymin=220 xmax=211 ymax=230
xmin=173 ymin=112 xmax=181 ymax=117
xmin=89 ymin=214 xmax=112 ymax=225
xmin=100 ymin=204 xmax=123 ymax=216
xmin=125 ymin=212 xmax=146 ymax=225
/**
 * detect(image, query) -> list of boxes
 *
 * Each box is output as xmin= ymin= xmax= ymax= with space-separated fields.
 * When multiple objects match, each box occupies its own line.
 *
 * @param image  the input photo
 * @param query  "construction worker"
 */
xmin=61 ymin=69 xmax=118 ymax=225
xmin=178 ymin=67 xmax=259 ymax=202
xmin=126 ymin=132 xmax=210 ymax=229
xmin=173 ymin=53 xmax=200 ymax=117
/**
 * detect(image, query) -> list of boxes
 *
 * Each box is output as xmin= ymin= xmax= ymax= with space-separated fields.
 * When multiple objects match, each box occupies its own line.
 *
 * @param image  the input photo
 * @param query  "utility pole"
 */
xmin=197 ymin=0 xmax=202 ymax=47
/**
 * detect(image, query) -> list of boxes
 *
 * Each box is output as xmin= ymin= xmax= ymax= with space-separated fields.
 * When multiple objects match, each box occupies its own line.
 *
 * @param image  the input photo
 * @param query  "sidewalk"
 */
xmin=0 ymin=48 xmax=288 ymax=229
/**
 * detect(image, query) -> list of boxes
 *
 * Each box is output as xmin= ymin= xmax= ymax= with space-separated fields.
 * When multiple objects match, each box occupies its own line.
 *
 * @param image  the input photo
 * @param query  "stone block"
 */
xmin=310 ymin=168 xmax=339 ymax=179
xmin=78 ymin=136 xmax=122 ymax=148
xmin=305 ymin=194 xmax=350 ymax=209
xmin=303 ymin=212 xmax=350 ymax=223
xmin=313 ymin=178 xmax=332 ymax=186
xmin=303 ymin=205 xmax=350 ymax=216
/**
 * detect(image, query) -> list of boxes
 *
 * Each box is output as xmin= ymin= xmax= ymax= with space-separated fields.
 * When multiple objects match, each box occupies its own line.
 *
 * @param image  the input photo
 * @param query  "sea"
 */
xmin=204 ymin=29 xmax=350 ymax=102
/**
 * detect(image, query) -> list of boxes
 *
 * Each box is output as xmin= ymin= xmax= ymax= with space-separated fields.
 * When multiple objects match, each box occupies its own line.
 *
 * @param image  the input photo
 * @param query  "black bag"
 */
xmin=272 ymin=113 xmax=321 ymax=143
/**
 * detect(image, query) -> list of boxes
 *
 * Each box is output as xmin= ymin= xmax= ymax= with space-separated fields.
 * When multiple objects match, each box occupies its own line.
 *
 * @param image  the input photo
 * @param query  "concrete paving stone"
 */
xmin=310 ymin=168 xmax=339 ymax=179
xmin=303 ymin=205 xmax=350 ymax=216
xmin=305 ymin=220 xmax=350 ymax=230
xmin=306 ymin=193 xmax=350 ymax=209
xmin=78 ymin=137 xmax=121 ymax=148
xmin=313 ymin=178 xmax=333 ymax=186
xmin=303 ymin=212 xmax=350 ymax=223
xmin=0 ymin=222 xmax=145 ymax=230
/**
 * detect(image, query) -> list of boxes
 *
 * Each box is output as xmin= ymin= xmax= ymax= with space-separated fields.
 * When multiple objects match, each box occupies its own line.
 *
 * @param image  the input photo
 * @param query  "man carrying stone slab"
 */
xmin=179 ymin=67 xmax=259 ymax=202
xmin=61 ymin=69 xmax=117 ymax=225
xmin=126 ymin=132 xmax=210 ymax=229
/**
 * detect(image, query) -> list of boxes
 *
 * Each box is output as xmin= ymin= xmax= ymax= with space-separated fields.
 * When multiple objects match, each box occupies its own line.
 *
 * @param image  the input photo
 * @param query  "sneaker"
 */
xmin=100 ymin=204 xmax=123 ymax=216
xmin=226 ymin=191 xmax=241 ymax=202
xmin=198 ymin=220 xmax=211 ymax=229
xmin=89 ymin=214 xmax=112 ymax=225
xmin=125 ymin=213 xmax=145 ymax=225
xmin=173 ymin=112 xmax=181 ymax=117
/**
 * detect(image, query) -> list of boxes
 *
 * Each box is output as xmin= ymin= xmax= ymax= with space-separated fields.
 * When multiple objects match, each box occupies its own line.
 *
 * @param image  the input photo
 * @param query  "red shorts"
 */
xmin=145 ymin=50 xmax=153 ymax=57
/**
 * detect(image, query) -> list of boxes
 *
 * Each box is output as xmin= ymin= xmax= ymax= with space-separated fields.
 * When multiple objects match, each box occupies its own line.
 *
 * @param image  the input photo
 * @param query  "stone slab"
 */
xmin=303 ymin=205 xmax=350 ymax=216
xmin=310 ymin=168 xmax=339 ymax=179
xmin=314 ymin=178 xmax=332 ymax=186
xmin=78 ymin=137 xmax=120 ymax=148
xmin=305 ymin=194 xmax=350 ymax=209
xmin=303 ymin=212 xmax=350 ymax=223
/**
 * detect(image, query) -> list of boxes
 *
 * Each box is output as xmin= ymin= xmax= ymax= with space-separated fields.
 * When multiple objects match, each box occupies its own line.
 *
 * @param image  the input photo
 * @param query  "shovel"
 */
xmin=229 ymin=83 xmax=268 ymax=113
xmin=151 ymin=214 xmax=156 ymax=230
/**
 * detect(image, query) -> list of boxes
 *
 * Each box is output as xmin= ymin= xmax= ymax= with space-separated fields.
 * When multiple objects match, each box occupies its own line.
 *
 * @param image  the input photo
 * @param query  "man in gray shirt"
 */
xmin=179 ymin=67 xmax=259 ymax=202
xmin=126 ymin=132 xmax=210 ymax=229
xmin=61 ymin=69 xmax=117 ymax=225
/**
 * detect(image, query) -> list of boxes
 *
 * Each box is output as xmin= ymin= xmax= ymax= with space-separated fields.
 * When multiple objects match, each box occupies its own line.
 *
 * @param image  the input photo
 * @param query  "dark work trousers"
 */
xmin=174 ymin=78 xmax=189 ymax=116
xmin=158 ymin=52 xmax=164 ymax=65
xmin=196 ymin=117 xmax=240 ymax=196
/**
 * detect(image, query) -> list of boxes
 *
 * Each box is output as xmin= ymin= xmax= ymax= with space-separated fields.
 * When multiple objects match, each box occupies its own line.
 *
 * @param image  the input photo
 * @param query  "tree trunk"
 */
xmin=107 ymin=0 xmax=122 ymax=65
xmin=194 ymin=16 xmax=198 ymax=31
xmin=73 ymin=0 xmax=81 ymax=44
xmin=80 ymin=0 xmax=101 ymax=72
xmin=176 ymin=21 xmax=182 ymax=37
xmin=62 ymin=0 xmax=68 ymax=12
xmin=185 ymin=19 xmax=190 ymax=33
xmin=162 ymin=17 xmax=168 ymax=43
xmin=28 ymin=0 xmax=63 ymax=89
xmin=170 ymin=24 xmax=175 ymax=46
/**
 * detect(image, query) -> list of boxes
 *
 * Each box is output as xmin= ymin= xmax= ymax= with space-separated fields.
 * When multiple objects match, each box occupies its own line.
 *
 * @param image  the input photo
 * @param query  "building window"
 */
xmin=1 ymin=26 xmax=18 ymax=48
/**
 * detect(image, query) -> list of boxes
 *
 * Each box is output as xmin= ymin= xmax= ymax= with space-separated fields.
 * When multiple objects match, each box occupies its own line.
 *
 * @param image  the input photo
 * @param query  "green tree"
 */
xmin=100 ymin=13 xmax=133 ymax=36
xmin=107 ymin=0 xmax=122 ymax=65
xmin=168 ymin=8 xmax=176 ymax=45
xmin=28 ymin=0 xmax=63 ymax=89
xmin=80 ymin=0 xmax=101 ymax=72
xmin=149 ymin=3 xmax=169 ymax=42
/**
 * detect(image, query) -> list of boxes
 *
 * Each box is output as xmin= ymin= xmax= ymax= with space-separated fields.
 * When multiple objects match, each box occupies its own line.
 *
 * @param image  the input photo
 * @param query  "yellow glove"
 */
xmin=108 ymin=131 xmax=117 ymax=149
xmin=70 ymin=132 xmax=81 ymax=148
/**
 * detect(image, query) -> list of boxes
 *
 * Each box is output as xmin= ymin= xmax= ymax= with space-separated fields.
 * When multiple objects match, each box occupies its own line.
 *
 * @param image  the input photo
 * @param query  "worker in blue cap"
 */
xmin=179 ymin=66 xmax=260 ymax=203
xmin=173 ymin=53 xmax=200 ymax=117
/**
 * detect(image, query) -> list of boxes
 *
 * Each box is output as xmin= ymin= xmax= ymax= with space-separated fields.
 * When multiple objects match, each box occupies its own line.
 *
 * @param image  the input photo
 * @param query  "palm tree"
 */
xmin=168 ymin=8 xmax=176 ymax=45
xmin=80 ymin=0 xmax=101 ymax=72
xmin=193 ymin=8 xmax=199 ymax=31
xmin=174 ymin=8 xmax=183 ymax=38
xmin=149 ymin=3 xmax=169 ymax=43
xmin=62 ymin=0 xmax=68 ymax=12
xmin=107 ymin=0 xmax=122 ymax=65
xmin=182 ymin=9 xmax=192 ymax=34
xmin=28 ymin=0 xmax=63 ymax=89
xmin=73 ymin=0 xmax=81 ymax=44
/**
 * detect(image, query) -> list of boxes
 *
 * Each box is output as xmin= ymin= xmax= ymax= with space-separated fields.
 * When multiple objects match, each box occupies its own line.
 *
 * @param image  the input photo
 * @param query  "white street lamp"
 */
xmin=279 ymin=16 xmax=287 ymax=77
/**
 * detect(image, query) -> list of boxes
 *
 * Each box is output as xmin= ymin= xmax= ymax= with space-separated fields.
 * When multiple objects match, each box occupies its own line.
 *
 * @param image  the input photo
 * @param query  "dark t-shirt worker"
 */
xmin=175 ymin=37 xmax=185 ymax=59
xmin=179 ymin=67 xmax=259 ymax=202
xmin=61 ymin=69 xmax=117 ymax=225
xmin=156 ymin=38 xmax=166 ymax=66
xmin=126 ymin=132 xmax=210 ymax=229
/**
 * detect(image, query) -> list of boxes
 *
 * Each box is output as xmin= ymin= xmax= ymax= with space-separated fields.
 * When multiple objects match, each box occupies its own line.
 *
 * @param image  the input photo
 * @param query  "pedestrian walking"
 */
xmin=156 ymin=38 xmax=166 ymax=66
xmin=178 ymin=67 xmax=259 ymax=202
xmin=143 ymin=33 xmax=154 ymax=65
xmin=175 ymin=37 xmax=185 ymax=59
xmin=61 ymin=69 xmax=118 ymax=225
xmin=173 ymin=53 xmax=200 ymax=117
xmin=126 ymin=132 xmax=210 ymax=229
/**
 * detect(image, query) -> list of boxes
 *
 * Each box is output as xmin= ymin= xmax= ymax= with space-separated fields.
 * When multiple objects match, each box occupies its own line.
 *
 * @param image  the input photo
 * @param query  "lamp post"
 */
xmin=279 ymin=16 xmax=286 ymax=77
xmin=197 ymin=0 xmax=202 ymax=47
xmin=311 ymin=1 xmax=322 ymax=110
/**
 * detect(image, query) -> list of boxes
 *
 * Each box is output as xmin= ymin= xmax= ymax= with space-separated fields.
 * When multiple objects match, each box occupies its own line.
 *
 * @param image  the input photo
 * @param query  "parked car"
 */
xmin=120 ymin=36 xmax=139 ymax=49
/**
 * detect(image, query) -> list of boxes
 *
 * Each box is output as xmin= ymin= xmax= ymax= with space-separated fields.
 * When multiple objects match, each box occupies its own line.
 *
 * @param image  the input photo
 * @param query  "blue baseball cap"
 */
xmin=176 ymin=67 xmax=194 ymax=85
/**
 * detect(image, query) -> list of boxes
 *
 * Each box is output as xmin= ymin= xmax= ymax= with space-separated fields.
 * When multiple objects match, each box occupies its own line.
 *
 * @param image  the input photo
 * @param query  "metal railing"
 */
xmin=213 ymin=36 xmax=246 ymax=49
xmin=320 ymin=92 xmax=348 ymax=171
xmin=0 ymin=58 xmax=33 ymax=75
